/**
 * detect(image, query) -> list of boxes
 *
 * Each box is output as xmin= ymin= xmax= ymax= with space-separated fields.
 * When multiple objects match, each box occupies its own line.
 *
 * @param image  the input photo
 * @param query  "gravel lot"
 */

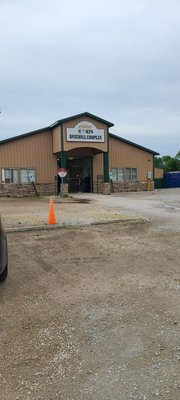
xmin=0 ymin=189 xmax=180 ymax=400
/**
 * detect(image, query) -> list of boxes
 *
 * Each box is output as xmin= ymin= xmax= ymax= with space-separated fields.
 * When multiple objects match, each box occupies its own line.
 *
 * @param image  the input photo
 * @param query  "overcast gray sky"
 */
xmin=0 ymin=0 xmax=180 ymax=156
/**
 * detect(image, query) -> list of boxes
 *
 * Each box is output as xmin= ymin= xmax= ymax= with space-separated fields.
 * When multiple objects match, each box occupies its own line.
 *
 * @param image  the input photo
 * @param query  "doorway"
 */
xmin=67 ymin=157 xmax=92 ymax=193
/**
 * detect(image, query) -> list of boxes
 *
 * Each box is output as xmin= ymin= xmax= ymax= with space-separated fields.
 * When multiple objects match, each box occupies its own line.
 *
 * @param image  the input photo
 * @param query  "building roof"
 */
xmin=49 ymin=111 xmax=114 ymax=128
xmin=0 ymin=126 xmax=50 ymax=145
xmin=109 ymin=133 xmax=159 ymax=155
xmin=0 ymin=112 xmax=114 ymax=145
xmin=0 ymin=112 xmax=159 ymax=155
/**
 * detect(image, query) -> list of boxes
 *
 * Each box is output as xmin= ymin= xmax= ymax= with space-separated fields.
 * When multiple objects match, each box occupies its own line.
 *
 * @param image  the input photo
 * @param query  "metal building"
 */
xmin=0 ymin=112 xmax=159 ymax=196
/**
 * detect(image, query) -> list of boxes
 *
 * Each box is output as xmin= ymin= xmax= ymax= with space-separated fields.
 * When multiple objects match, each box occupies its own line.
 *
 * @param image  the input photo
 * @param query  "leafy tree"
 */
xmin=154 ymin=157 xmax=163 ymax=168
xmin=154 ymin=151 xmax=180 ymax=172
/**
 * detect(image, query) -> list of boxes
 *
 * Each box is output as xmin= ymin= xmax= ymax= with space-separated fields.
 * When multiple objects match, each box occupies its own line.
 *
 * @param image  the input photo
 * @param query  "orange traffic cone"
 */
xmin=48 ymin=197 xmax=56 ymax=225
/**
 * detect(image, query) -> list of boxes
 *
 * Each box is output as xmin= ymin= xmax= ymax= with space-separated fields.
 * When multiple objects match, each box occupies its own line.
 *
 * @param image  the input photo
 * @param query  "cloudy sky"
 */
xmin=0 ymin=0 xmax=180 ymax=156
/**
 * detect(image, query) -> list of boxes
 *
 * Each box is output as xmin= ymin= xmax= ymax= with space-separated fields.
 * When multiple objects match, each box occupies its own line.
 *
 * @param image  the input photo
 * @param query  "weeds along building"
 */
xmin=0 ymin=112 xmax=159 ymax=196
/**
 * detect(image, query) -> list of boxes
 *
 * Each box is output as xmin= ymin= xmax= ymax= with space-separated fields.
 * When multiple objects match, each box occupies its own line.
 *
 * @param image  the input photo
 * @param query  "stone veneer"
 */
xmin=102 ymin=182 xmax=111 ymax=195
xmin=111 ymin=180 xmax=154 ymax=192
xmin=0 ymin=180 xmax=154 ymax=197
xmin=0 ymin=183 xmax=56 ymax=197
xmin=96 ymin=180 xmax=154 ymax=194
xmin=60 ymin=183 xmax=68 ymax=195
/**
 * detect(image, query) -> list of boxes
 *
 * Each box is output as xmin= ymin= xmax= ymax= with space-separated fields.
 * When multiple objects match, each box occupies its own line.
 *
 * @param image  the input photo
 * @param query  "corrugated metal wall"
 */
xmin=93 ymin=153 xmax=104 ymax=192
xmin=154 ymin=167 xmax=164 ymax=179
xmin=52 ymin=126 xmax=61 ymax=154
xmin=165 ymin=172 xmax=180 ymax=188
xmin=0 ymin=130 xmax=57 ymax=183
xmin=109 ymin=137 xmax=153 ymax=180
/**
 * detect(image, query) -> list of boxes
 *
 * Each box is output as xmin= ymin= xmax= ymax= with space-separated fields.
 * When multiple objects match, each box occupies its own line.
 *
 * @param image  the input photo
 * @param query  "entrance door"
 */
xmin=67 ymin=157 xmax=92 ymax=193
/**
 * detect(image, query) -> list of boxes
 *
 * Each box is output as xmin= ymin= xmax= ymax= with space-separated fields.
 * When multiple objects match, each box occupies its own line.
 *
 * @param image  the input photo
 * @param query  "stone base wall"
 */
xmin=38 ymin=183 xmax=57 ymax=196
xmin=60 ymin=183 xmax=68 ymax=195
xmin=0 ymin=183 xmax=56 ymax=197
xmin=94 ymin=180 xmax=154 ymax=194
xmin=0 ymin=180 xmax=155 ymax=197
xmin=111 ymin=180 xmax=154 ymax=192
xmin=102 ymin=182 xmax=111 ymax=195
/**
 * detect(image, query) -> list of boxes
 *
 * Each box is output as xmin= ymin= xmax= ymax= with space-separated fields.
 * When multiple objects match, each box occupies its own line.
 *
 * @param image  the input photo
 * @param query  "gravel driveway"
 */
xmin=0 ymin=189 xmax=179 ymax=400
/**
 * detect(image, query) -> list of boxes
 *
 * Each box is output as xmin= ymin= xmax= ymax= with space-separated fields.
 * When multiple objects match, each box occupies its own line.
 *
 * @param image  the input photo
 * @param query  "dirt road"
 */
xmin=0 ymin=190 xmax=180 ymax=399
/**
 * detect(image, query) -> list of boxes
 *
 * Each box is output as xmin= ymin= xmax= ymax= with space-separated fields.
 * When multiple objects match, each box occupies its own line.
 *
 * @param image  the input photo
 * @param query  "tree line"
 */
xmin=154 ymin=151 xmax=180 ymax=172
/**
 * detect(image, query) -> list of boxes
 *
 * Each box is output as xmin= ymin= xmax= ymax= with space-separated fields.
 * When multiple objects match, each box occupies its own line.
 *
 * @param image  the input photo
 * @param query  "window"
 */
xmin=132 ymin=168 xmax=137 ymax=180
xmin=112 ymin=168 xmax=118 ymax=181
xmin=12 ymin=169 xmax=18 ymax=183
xmin=4 ymin=169 xmax=18 ymax=183
xmin=112 ymin=168 xmax=125 ymax=181
xmin=20 ymin=169 xmax=28 ymax=183
xmin=111 ymin=168 xmax=137 ymax=182
xmin=4 ymin=169 xmax=11 ymax=183
xmin=117 ymin=168 xmax=124 ymax=181
xmin=125 ymin=168 xmax=131 ymax=181
xmin=3 ymin=168 xmax=36 ymax=184
xmin=27 ymin=169 xmax=36 ymax=182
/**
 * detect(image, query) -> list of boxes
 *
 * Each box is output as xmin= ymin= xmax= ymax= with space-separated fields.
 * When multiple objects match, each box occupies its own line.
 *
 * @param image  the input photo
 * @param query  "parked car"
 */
xmin=0 ymin=216 xmax=8 ymax=282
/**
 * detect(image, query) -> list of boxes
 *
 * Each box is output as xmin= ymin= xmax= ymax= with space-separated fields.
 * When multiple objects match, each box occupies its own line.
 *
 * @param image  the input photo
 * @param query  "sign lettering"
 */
xmin=67 ymin=121 xmax=104 ymax=143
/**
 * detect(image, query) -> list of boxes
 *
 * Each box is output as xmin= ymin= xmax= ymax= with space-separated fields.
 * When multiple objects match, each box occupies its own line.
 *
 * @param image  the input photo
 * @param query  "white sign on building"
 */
xmin=66 ymin=121 xmax=104 ymax=143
